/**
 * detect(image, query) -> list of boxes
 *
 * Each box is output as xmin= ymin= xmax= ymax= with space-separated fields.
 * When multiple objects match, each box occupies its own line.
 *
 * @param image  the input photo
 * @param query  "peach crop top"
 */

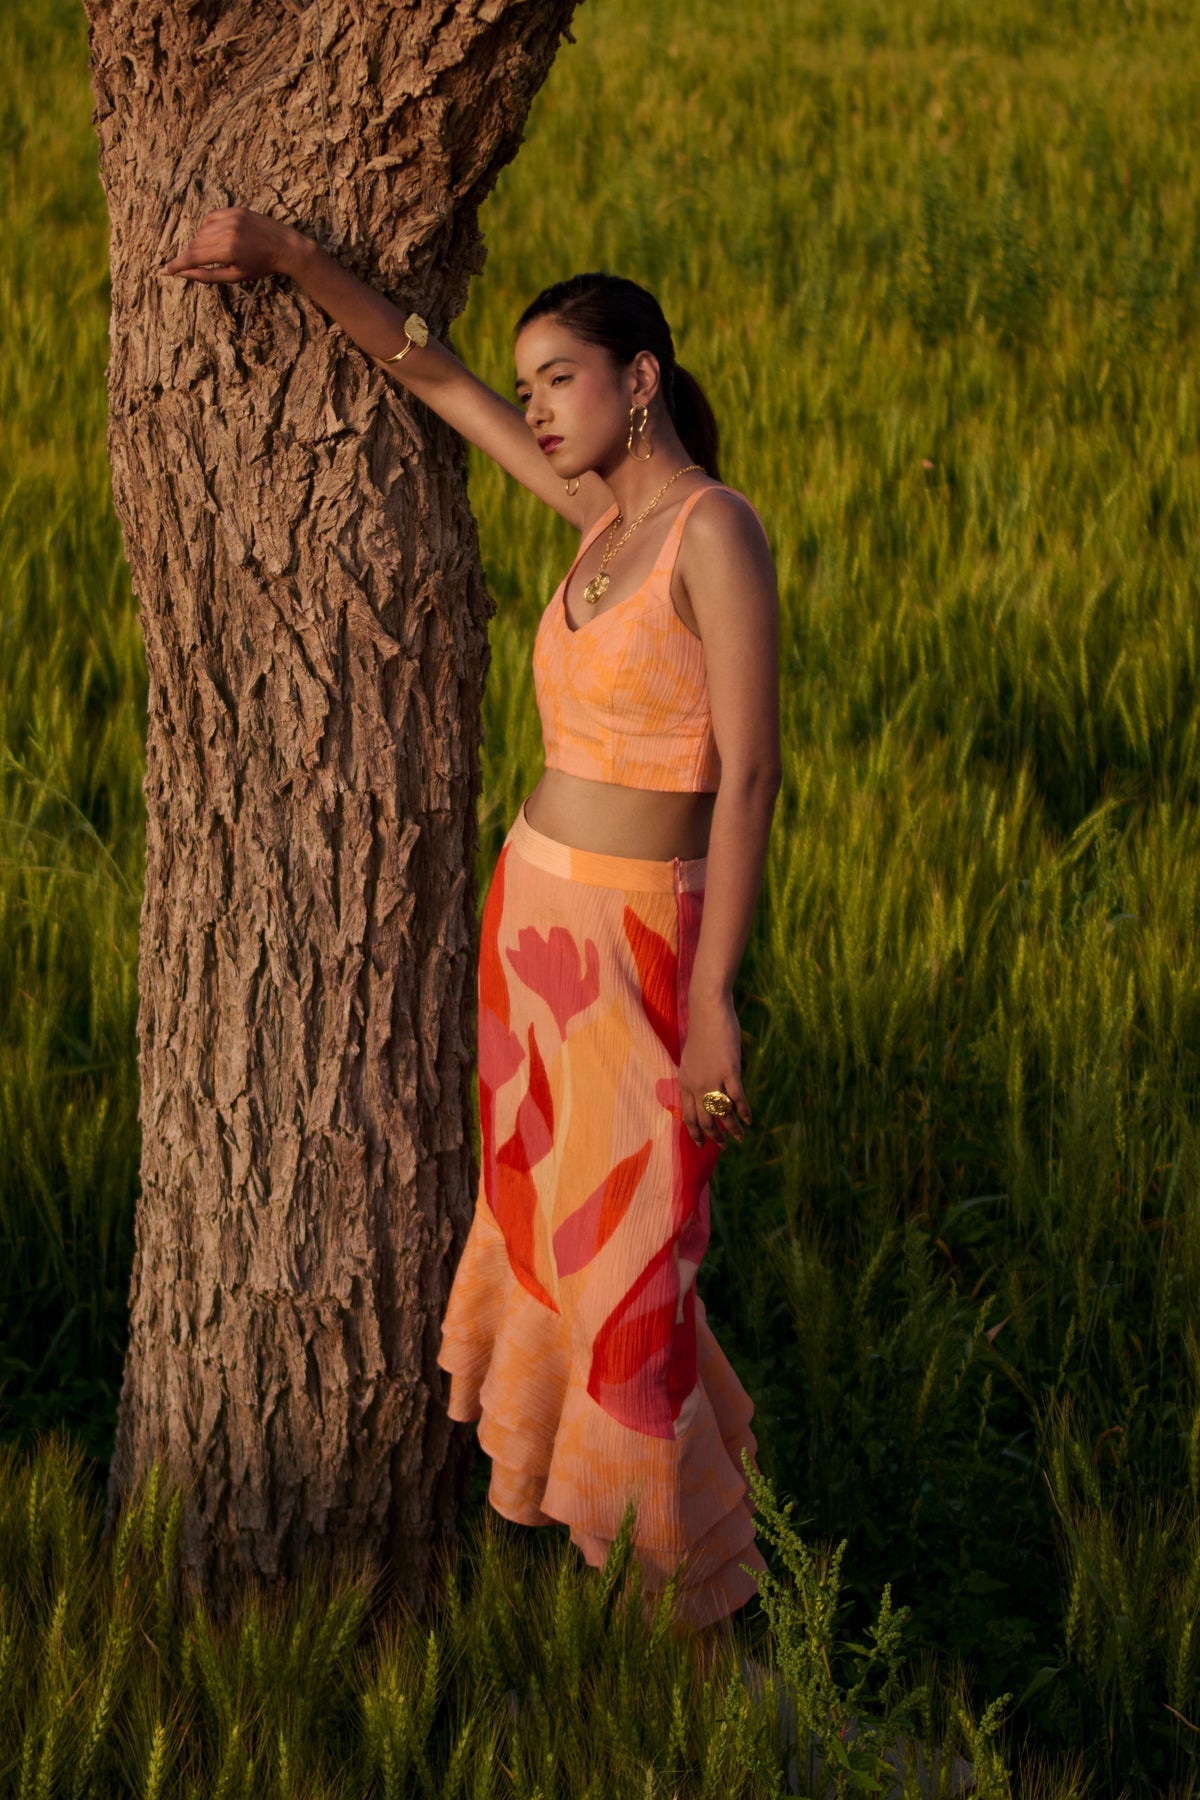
xmin=532 ymin=485 xmax=744 ymax=793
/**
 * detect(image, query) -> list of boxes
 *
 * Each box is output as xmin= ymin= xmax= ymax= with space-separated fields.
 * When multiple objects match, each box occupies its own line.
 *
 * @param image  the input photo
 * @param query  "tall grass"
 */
xmin=0 ymin=1439 xmax=1016 ymax=1799
xmin=4 ymin=0 xmax=1200 ymax=1788
xmin=0 ymin=1 xmax=143 ymax=1462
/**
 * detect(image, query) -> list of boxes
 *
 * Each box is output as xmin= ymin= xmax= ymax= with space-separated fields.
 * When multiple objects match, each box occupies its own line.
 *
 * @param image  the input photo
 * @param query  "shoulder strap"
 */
xmin=573 ymin=503 xmax=619 ymax=567
xmin=651 ymin=482 xmax=739 ymax=576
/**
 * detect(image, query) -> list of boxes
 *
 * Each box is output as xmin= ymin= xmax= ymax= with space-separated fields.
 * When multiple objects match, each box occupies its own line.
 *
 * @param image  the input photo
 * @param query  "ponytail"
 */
xmin=669 ymin=364 xmax=721 ymax=481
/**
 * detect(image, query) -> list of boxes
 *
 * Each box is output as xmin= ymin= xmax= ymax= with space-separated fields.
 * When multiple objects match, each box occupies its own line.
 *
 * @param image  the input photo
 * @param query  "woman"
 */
xmin=162 ymin=211 xmax=782 ymax=1631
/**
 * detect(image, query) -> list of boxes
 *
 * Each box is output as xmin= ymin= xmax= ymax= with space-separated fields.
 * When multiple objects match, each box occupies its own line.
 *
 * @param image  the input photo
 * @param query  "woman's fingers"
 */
xmin=680 ymin=1090 xmax=709 ymax=1150
xmin=724 ymin=1070 xmax=752 ymax=1129
xmin=160 ymin=206 xmax=281 ymax=282
xmin=683 ymin=1087 xmax=734 ymax=1144
xmin=161 ymin=242 xmax=247 ymax=280
xmin=677 ymin=996 xmax=751 ymax=1150
xmin=713 ymin=1084 xmax=745 ymax=1144
xmin=161 ymin=237 xmax=254 ymax=279
xmin=162 ymin=215 xmax=231 ymax=275
xmin=681 ymin=1080 xmax=748 ymax=1150
xmin=159 ymin=262 xmax=253 ymax=283
xmin=696 ymin=1094 xmax=730 ymax=1147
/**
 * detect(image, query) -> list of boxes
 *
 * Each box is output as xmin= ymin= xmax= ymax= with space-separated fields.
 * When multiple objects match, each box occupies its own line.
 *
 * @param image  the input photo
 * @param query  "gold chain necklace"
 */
xmin=582 ymin=465 xmax=703 ymax=605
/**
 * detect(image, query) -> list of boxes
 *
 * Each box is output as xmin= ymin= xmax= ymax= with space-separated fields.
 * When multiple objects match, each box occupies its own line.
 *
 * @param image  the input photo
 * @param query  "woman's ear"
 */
xmin=628 ymin=350 xmax=662 ymax=408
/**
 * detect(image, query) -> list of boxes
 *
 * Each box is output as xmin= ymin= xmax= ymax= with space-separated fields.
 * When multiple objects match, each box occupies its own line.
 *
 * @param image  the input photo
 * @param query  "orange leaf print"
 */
xmin=492 ymin=1129 xmax=557 ymax=1312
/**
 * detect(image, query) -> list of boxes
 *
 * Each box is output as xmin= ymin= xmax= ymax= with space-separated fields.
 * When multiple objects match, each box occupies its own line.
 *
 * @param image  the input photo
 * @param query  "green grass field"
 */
xmin=4 ymin=0 xmax=1200 ymax=1789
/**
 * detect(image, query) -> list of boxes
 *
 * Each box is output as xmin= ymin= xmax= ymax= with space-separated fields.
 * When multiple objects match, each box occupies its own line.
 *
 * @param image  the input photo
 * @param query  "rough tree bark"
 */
xmin=82 ymin=0 xmax=579 ymax=1612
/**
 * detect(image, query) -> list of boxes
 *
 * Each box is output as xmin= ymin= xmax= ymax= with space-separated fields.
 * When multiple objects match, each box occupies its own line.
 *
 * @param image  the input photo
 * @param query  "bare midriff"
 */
xmin=523 ymin=770 xmax=717 ymax=861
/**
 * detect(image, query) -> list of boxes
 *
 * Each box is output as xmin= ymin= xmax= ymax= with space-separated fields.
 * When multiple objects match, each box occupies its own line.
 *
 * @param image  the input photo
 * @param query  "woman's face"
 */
xmin=514 ymin=317 xmax=644 ymax=481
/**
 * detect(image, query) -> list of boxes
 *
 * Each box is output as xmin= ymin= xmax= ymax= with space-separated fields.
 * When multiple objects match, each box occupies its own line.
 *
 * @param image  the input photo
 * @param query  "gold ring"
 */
xmin=701 ymin=1089 xmax=734 ymax=1119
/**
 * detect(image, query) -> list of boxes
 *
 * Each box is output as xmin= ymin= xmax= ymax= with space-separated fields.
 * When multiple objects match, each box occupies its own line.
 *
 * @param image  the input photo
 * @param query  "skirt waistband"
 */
xmin=512 ymin=799 xmax=707 ymax=894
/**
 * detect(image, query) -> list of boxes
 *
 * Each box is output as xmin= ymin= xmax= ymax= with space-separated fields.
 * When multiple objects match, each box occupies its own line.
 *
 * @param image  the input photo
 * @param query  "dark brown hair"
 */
xmin=515 ymin=273 xmax=721 ymax=481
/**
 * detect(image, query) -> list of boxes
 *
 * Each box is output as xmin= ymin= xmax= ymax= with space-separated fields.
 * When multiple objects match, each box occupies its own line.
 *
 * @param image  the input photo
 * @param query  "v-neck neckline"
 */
xmin=560 ymin=504 xmax=624 ymax=636
xmin=556 ymin=483 xmax=723 ymax=637
xmin=562 ymin=503 xmax=681 ymax=637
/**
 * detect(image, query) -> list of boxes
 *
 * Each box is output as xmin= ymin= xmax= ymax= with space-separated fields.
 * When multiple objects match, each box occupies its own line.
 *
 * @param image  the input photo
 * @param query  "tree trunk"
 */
xmin=82 ymin=0 xmax=578 ymax=1613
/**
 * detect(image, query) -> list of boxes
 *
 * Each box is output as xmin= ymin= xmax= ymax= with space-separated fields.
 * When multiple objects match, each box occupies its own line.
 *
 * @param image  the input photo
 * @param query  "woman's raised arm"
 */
xmin=160 ymin=207 xmax=608 ymax=528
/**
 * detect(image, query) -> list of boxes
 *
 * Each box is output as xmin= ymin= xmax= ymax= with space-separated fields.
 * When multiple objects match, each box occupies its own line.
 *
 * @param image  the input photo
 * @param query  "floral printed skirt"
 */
xmin=437 ymin=799 xmax=764 ymax=1628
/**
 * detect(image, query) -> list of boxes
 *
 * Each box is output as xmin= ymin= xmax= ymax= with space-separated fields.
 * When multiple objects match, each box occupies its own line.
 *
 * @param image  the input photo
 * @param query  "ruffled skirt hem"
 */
xmin=439 ymin=1195 xmax=766 ymax=1630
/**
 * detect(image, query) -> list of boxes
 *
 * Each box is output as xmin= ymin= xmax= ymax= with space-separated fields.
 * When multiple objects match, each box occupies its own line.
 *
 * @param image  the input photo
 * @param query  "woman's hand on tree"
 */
xmin=678 ymin=992 xmax=751 ymax=1150
xmin=159 ymin=206 xmax=308 ymax=284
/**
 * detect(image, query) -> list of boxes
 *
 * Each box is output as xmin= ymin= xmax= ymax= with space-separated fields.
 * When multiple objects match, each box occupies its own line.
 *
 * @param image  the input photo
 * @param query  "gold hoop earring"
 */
xmin=564 ymin=478 xmax=580 ymax=497
xmin=627 ymin=404 xmax=653 ymax=461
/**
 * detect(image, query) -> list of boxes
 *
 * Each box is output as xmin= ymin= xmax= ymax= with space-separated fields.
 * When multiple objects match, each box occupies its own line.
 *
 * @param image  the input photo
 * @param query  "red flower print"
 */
xmin=506 ymin=925 xmax=601 ymax=1038
xmin=552 ymin=1140 xmax=652 ymax=1278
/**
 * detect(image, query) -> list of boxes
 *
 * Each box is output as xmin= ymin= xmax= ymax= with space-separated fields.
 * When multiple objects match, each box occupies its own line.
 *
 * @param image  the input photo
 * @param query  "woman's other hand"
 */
xmin=678 ymin=992 xmax=750 ymax=1150
xmin=159 ymin=206 xmax=309 ymax=284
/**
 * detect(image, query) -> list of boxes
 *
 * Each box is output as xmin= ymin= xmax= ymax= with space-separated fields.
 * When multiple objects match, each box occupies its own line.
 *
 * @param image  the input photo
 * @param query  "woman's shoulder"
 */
xmin=688 ymin=479 xmax=761 ymax=517
xmin=681 ymin=482 xmax=771 ymax=556
xmin=675 ymin=482 xmax=777 ymax=628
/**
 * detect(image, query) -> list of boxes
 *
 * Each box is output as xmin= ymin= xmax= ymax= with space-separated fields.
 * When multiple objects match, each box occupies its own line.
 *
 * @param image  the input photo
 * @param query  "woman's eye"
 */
xmin=517 ymin=377 xmax=568 ymax=406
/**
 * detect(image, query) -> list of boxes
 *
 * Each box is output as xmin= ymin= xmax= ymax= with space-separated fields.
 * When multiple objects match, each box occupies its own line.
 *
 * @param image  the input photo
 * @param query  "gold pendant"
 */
xmin=583 ymin=572 xmax=610 ymax=606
